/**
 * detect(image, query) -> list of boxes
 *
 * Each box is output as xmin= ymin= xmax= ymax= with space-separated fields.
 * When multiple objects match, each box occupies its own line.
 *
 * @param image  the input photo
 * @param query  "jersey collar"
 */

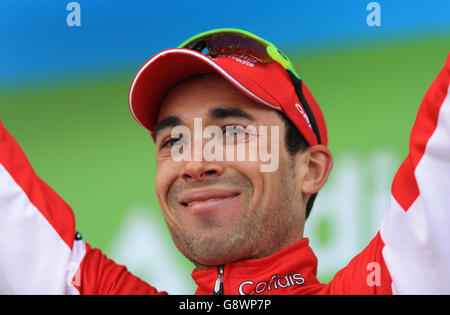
xmin=191 ymin=238 xmax=324 ymax=295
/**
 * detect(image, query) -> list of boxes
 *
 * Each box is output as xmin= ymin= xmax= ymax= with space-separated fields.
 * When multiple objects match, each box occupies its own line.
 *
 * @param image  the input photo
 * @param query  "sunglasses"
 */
xmin=178 ymin=28 xmax=322 ymax=145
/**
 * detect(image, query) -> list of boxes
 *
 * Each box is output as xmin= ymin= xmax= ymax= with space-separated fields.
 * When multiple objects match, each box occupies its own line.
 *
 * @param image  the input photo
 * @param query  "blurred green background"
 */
xmin=1 ymin=0 xmax=449 ymax=293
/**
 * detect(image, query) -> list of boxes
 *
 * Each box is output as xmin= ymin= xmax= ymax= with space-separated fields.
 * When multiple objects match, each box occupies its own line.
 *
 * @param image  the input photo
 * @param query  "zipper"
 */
xmin=212 ymin=265 xmax=224 ymax=295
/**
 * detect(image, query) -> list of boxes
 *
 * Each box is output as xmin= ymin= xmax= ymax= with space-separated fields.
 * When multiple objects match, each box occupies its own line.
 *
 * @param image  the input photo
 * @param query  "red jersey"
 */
xmin=0 ymin=52 xmax=449 ymax=295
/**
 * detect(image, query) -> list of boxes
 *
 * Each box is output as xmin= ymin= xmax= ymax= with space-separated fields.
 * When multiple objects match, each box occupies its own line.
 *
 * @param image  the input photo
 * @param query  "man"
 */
xmin=0 ymin=29 xmax=449 ymax=294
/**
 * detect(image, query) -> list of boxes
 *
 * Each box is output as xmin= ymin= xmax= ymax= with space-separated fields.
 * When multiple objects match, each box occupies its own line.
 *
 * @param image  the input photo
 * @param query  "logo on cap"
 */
xmin=226 ymin=54 xmax=257 ymax=67
xmin=295 ymin=103 xmax=312 ymax=129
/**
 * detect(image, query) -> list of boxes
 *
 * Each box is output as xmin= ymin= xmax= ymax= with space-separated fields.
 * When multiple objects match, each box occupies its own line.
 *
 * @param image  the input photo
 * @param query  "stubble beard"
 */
xmin=165 ymin=161 xmax=300 ymax=268
xmin=173 ymin=205 xmax=260 ymax=267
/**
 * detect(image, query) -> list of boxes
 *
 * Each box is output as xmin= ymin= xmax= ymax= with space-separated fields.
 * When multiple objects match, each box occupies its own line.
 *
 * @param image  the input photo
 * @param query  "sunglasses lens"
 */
xmin=187 ymin=34 xmax=273 ymax=64
xmin=181 ymin=30 xmax=318 ymax=144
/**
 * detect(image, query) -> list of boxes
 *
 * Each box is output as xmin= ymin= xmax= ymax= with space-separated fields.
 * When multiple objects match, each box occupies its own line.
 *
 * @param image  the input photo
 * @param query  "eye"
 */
xmin=223 ymin=125 xmax=247 ymax=137
xmin=160 ymin=136 xmax=184 ymax=149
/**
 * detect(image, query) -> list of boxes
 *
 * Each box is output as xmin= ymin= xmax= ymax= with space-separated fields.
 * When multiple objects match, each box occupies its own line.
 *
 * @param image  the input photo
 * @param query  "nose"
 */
xmin=180 ymin=161 xmax=225 ymax=181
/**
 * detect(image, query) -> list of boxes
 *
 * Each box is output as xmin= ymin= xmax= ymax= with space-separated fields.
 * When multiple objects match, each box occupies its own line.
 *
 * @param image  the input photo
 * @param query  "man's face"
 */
xmin=154 ymin=74 xmax=309 ymax=268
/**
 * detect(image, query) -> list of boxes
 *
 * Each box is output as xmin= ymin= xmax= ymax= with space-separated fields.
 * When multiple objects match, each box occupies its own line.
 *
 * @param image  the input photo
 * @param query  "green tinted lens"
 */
xmin=182 ymin=32 xmax=272 ymax=63
xmin=180 ymin=28 xmax=300 ymax=79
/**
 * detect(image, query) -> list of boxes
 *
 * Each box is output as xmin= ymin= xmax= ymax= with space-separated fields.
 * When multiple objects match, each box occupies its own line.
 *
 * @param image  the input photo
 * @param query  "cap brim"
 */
xmin=128 ymin=48 xmax=282 ymax=137
xmin=129 ymin=48 xmax=327 ymax=146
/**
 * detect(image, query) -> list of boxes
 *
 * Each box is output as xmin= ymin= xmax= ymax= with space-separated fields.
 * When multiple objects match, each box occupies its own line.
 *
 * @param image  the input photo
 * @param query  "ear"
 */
xmin=300 ymin=145 xmax=333 ymax=195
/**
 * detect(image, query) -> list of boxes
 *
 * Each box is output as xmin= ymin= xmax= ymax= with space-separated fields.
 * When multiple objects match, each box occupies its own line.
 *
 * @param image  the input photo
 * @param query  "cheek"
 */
xmin=258 ymin=157 xmax=295 ymax=208
xmin=155 ymin=159 xmax=180 ymax=205
xmin=227 ymin=161 xmax=262 ymax=211
xmin=155 ymin=160 xmax=186 ymax=232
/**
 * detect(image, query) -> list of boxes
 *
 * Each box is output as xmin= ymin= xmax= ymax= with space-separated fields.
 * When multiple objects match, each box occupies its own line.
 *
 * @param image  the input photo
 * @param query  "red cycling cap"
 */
xmin=128 ymin=48 xmax=327 ymax=146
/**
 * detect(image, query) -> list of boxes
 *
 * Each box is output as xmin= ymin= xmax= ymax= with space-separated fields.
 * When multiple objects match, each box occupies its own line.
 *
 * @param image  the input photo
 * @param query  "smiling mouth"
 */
xmin=178 ymin=188 xmax=241 ymax=213
xmin=180 ymin=195 xmax=239 ymax=207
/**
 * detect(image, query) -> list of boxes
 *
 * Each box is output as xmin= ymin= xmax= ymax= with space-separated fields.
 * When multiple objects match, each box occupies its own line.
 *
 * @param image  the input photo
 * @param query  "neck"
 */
xmin=192 ymin=238 xmax=320 ymax=295
xmin=192 ymin=234 xmax=305 ymax=271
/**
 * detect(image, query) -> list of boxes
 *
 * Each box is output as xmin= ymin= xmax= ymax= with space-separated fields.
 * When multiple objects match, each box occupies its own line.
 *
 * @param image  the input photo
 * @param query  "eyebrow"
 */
xmin=208 ymin=107 xmax=254 ymax=121
xmin=153 ymin=116 xmax=182 ymax=140
xmin=153 ymin=107 xmax=255 ymax=139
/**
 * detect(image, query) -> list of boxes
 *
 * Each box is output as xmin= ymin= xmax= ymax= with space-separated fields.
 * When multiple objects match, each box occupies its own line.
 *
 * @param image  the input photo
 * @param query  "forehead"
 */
xmin=156 ymin=74 xmax=274 ymax=122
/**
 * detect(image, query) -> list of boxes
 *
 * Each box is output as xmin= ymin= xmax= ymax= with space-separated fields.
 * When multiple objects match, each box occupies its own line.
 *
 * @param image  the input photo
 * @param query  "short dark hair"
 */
xmin=277 ymin=111 xmax=317 ymax=220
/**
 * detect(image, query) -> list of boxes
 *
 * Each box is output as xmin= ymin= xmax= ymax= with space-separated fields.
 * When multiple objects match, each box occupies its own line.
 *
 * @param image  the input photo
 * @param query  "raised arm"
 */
xmin=324 ymin=52 xmax=450 ymax=294
xmin=380 ymin=52 xmax=450 ymax=294
xmin=0 ymin=120 xmax=165 ymax=294
xmin=0 ymin=120 xmax=81 ymax=293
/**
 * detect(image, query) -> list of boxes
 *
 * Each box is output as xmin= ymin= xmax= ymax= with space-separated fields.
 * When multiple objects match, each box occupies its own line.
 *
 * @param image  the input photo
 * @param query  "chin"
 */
xmin=192 ymin=251 xmax=242 ymax=267
xmin=186 ymin=235 xmax=257 ymax=267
